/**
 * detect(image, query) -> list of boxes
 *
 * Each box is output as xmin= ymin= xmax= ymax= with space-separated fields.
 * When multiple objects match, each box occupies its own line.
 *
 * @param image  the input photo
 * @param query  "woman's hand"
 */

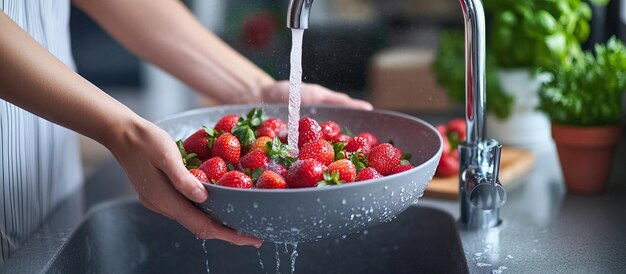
xmin=104 ymin=117 xmax=262 ymax=247
xmin=261 ymin=81 xmax=373 ymax=110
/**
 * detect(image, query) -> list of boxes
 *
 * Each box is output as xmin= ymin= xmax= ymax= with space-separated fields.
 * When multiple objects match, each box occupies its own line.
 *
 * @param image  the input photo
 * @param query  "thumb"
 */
xmin=160 ymin=154 xmax=208 ymax=203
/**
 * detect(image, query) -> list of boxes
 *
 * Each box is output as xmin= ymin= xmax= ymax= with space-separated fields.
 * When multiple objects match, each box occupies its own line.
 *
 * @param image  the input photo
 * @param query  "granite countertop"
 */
xmin=2 ymin=123 xmax=625 ymax=274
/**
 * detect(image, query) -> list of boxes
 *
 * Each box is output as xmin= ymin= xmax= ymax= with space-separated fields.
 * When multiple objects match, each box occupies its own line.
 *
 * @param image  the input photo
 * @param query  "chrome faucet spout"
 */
xmin=458 ymin=0 xmax=506 ymax=229
xmin=287 ymin=0 xmax=315 ymax=29
xmin=459 ymin=0 xmax=486 ymax=144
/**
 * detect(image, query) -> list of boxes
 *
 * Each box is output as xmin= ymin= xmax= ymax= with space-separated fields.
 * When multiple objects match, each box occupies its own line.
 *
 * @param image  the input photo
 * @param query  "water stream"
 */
xmin=287 ymin=29 xmax=304 ymax=154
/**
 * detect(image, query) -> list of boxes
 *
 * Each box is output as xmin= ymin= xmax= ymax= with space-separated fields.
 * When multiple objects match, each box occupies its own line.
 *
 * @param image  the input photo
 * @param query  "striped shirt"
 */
xmin=1 ymin=0 xmax=83 ymax=263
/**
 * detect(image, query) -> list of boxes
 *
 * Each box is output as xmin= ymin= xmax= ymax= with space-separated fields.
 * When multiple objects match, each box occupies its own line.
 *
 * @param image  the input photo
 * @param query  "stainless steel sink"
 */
xmin=43 ymin=199 xmax=468 ymax=274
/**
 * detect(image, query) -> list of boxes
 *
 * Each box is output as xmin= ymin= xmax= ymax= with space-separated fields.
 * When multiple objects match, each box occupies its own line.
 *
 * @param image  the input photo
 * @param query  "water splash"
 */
xmin=287 ymin=29 xmax=305 ymax=154
xmin=201 ymin=240 xmax=210 ymax=273
xmin=275 ymin=243 xmax=282 ymax=274
xmin=257 ymin=249 xmax=265 ymax=270
xmin=290 ymin=243 xmax=299 ymax=274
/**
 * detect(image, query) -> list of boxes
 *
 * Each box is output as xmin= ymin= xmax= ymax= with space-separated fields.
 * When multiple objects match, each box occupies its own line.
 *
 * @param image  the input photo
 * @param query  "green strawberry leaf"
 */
xmin=226 ymin=163 xmax=235 ymax=171
xmin=350 ymin=152 xmax=368 ymax=172
xmin=232 ymin=107 xmax=265 ymax=147
xmin=333 ymin=142 xmax=346 ymax=160
xmin=177 ymin=139 xmax=201 ymax=170
xmin=401 ymin=153 xmax=412 ymax=166
xmin=266 ymin=137 xmax=296 ymax=167
xmin=250 ymin=168 xmax=264 ymax=182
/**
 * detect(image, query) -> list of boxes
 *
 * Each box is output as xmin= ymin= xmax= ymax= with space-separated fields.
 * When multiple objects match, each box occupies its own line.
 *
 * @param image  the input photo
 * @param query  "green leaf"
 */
xmin=226 ymin=163 xmax=235 ymax=171
xmin=251 ymin=168 xmax=264 ymax=182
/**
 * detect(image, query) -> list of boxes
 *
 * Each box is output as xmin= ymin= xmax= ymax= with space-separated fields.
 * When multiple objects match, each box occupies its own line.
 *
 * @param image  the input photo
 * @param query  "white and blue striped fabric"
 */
xmin=1 ymin=0 xmax=83 ymax=263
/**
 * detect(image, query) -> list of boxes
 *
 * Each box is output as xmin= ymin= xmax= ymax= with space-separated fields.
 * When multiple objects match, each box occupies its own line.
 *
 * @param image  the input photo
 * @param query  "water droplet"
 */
xmin=341 ymin=199 xmax=347 ymax=205
xmin=252 ymin=202 xmax=259 ymax=208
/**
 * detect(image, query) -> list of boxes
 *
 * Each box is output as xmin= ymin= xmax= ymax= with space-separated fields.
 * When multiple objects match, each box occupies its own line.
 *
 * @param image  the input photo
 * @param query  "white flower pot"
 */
xmin=486 ymin=69 xmax=554 ymax=150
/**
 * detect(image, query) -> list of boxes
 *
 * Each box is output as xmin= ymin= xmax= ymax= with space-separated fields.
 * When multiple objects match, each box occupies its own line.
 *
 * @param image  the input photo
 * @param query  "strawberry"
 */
xmin=198 ymin=157 xmax=227 ymax=182
xmin=332 ymin=134 xmax=351 ymax=144
xmin=267 ymin=161 xmax=288 ymax=178
xmin=256 ymin=170 xmax=288 ymax=189
xmin=251 ymin=136 xmax=273 ymax=153
xmin=356 ymin=132 xmax=380 ymax=147
xmin=240 ymin=150 xmax=270 ymax=172
xmin=446 ymin=118 xmax=466 ymax=141
xmin=389 ymin=164 xmax=414 ymax=175
xmin=182 ymin=126 xmax=217 ymax=160
xmin=345 ymin=136 xmax=372 ymax=155
xmin=327 ymin=159 xmax=356 ymax=183
xmin=214 ymin=114 xmax=240 ymax=134
xmin=257 ymin=118 xmax=287 ymax=139
xmin=436 ymin=153 xmax=459 ymax=177
xmin=216 ymin=170 xmax=253 ymax=188
xmin=189 ymin=169 xmax=209 ymax=183
xmin=298 ymin=117 xmax=323 ymax=149
xmin=298 ymin=139 xmax=334 ymax=166
xmin=367 ymin=143 xmax=402 ymax=175
xmin=211 ymin=133 xmax=241 ymax=165
xmin=286 ymin=159 xmax=327 ymax=188
xmin=356 ymin=167 xmax=383 ymax=181
xmin=320 ymin=121 xmax=341 ymax=141
xmin=177 ymin=140 xmax=202 ymax=169
xmin=436 ymin=125 xmax=448 ymax=139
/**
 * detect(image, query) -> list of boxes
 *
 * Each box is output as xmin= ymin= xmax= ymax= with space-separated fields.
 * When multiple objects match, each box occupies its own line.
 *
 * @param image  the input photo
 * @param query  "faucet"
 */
xmin=287 ymin=0 xmax=506 ymax=229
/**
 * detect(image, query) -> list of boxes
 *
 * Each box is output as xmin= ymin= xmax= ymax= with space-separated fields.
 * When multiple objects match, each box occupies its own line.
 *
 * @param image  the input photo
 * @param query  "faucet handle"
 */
xmin=468 ymin=144 xmax=506 ymax=210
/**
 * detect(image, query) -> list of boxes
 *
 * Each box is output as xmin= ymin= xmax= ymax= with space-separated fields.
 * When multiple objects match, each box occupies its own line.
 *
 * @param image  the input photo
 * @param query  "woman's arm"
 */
xmin=0 ymin=12 xmax=261 ymax=247
xmin=72 ymin=0 xmax=372 ymax=109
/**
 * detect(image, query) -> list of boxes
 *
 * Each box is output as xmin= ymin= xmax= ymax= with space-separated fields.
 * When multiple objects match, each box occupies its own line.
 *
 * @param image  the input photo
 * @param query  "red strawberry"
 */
xmin=216 ymin=171 xmax=253 ymax=188
xmin=182 ymin=127 xmax=216 ymax=160
xmin=211 ymin=133 xmax=241 ymax=164
xmin=257 ymin=118 xmax=287 ymax=139
xmin=214 ymin=114 xmax=240 ymax=133
xmin=345 ymin=136 xmax=372 ymax=155
xmin=298 ymin=117 xmax=323 ymax=149
xmin=298 ymin=139 xmax=334 ymax=166
xmin=436 ymin=125 xmax=448 ymax=138
xmin=389 ymin=164 xmax=414 ymax=175
xmin=198 ymin=157 xmax=227 ymax=182
xmin=256 ymin=170 xmax=288 ymax=189
xmin=267 ymin=161 xmax=288 ymax=178
xmin=436 ymin=153 xmax=459 ymax=177
xmin=251 ymin=136 xmax=273 ymax=153
xmin=240 ymin=150 xmax=270 ymax=172
xmin=446 ymin=119 xmax=466 ymax=141
xmin=327 ymin=159 xmax=357 ymax=183
xmin=189 ymin=169 xmax=209 ymax=183
xmin=320 ymin=121 xmax=340 ymax=141
xmin=332 ymin=134 xmax=351 ymax=144
xmin=356 ymin=132 xmax=380 ymax=147
xmin=286 ymin=159 xmax=327 ymax=188
xmin=356 ymin=167 xmax=383 ymax=181
xmin=367 ymin=143 xmax=402 ymax=175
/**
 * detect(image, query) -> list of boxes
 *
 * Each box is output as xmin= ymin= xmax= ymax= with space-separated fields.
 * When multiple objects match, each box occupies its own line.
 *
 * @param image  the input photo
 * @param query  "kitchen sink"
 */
xmin=44 ymin=199 xmax=468 ymax=274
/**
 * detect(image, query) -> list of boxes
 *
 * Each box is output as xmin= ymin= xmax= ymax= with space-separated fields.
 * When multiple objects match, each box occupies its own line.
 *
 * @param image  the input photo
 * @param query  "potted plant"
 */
xmin=538 ymin=37 xmax=626 ymax=195
xmin=481 ymin=0 xmax=604 ymax=149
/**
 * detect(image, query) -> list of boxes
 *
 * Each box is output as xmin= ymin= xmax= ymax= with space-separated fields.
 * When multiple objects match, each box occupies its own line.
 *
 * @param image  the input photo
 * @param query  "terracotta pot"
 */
xmin=551 ymin=124 xmax=623 ymax=195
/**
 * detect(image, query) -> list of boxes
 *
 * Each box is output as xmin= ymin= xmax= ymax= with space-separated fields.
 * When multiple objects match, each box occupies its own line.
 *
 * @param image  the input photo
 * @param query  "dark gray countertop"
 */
xmin=2 ymin=123 xmax=625 ymax=274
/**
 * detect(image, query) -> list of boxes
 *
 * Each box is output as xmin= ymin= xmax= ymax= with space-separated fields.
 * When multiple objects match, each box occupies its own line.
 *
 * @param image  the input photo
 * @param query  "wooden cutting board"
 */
xmin=425 ymin=147 xmax=535 ymax=200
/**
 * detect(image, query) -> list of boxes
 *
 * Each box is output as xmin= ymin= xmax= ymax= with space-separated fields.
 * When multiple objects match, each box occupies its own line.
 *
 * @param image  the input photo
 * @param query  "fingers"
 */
xmin=158 ymin=149 xmax=208 ymax=203
xmin=149 ymin=188 xmax=263 ymax=247
xmin=304 ymin=84 xmax=374 ymax=110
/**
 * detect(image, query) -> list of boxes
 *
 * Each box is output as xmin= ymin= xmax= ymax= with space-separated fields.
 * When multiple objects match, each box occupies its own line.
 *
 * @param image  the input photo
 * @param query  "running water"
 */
xmin=289 ymin=243 xmax=299 ymax=274
xmin=257 ymin=249 xmax=265 ymax=271
xmin=287 ymin=29 xmax=304 ymax=154
xmin=275 ymin=243 xmax=282 ymax=274
xmin=201 ymin=240 xmax=210 ymax=273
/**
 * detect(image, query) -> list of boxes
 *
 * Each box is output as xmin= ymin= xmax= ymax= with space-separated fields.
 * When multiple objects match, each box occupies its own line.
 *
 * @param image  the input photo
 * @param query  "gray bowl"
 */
xmin=157 ymin=104 xmax=442 ymax=243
